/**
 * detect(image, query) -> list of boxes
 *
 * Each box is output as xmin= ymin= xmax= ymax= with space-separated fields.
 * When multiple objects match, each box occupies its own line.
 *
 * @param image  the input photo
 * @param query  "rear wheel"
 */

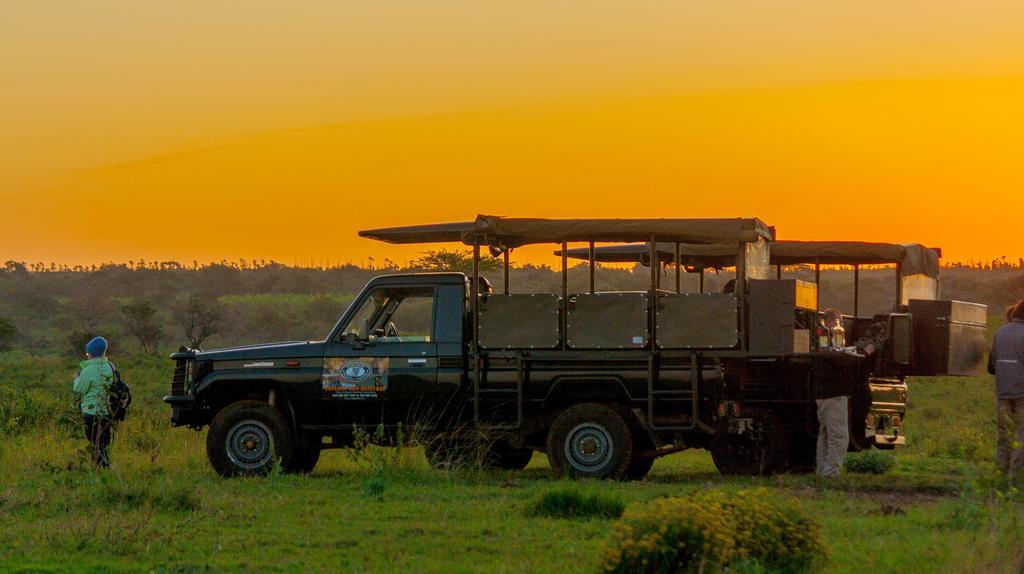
xmin=207 ymin=400 xmax=295 ymax=477
xmin=710 ymin=409 xmax=789 ymax=476
xmin=546 ymin=403 xmax=633 ymax=480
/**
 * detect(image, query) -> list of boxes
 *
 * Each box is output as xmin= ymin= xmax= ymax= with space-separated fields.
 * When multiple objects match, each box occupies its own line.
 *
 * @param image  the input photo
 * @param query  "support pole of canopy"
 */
xmin=815 ymin=261 xmax=821 ymax=310
xmin=588 ymin=241 xmax=595 ymax=294
xmin=674 ymin=242 xmax=681 ymax=294
xmin=699 ymin=269 xmax=705 ymax=293
xmin=736 ymin=242 xmax=747 ymax=351
xmin=649 ymin=238 xmax=658 ymax=346
xmin=503 ymin=249 xmax=510 ymax=294
xmin=561 ymin=242 xmax=568 ymax=351
xmin=472 ymin=236 xmax=481 ymax=424
xmin=895 ymin=263 xmax=903 ymax=309
xmin=776 ymin=265 xmax=782 ymax=279
xmin=853 ymin=264 xmax=860 ymax=341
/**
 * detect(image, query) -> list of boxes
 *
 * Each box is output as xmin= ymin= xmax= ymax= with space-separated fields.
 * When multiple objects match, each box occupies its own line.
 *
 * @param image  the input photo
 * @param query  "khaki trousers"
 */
xmin=816 ymin=396 xmax=849 ymax=478
xmin=997 ymin=397 xmax=1024 ymax=476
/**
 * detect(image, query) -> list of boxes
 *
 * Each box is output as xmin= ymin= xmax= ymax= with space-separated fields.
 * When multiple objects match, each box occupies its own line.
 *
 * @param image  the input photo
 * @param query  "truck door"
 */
xmin=322 ymin=285 xmax=438 ymax=426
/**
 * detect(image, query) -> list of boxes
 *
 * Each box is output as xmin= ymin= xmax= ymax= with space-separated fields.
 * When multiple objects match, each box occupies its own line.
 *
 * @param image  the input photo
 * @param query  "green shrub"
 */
xmin=602 ymin=488 xmax=825 ymax=574
xmin=526 ymin=487 xmax=625 ymax=520
xmin=944 ymin=427 xmax=988 ymax=460
xmin=0 ymin=386 xmax=72 ymax=435
xmin=843 ymin=450 xmax=896 ymax=475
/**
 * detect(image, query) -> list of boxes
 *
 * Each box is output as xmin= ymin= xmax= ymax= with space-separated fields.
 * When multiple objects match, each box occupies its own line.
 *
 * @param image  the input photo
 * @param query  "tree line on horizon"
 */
xmin=0 ymin=249 xmax=1021 ymax=358
xmin=5 ymin=250 xmax=1024 ymax=274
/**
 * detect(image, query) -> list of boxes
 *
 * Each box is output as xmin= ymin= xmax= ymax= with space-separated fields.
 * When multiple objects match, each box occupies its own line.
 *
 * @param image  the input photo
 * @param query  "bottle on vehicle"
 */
xmin=816 ymin=318 xmax=831 ymax=350
xmin=832 ymin=321 xmax=846 ymax=350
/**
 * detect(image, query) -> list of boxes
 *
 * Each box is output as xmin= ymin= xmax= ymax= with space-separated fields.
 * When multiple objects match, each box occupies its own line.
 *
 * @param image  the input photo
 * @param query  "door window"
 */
xmin=340 ymin=286 xmax=435 ymax=343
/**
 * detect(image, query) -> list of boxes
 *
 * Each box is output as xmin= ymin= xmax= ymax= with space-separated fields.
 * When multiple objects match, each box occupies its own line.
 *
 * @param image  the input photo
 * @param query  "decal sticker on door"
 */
xmin=322 ymin=357 xmax=389 ymax=400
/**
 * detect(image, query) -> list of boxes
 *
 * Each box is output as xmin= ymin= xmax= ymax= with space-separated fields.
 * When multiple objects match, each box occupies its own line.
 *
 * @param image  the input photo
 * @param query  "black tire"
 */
xmin=709 ymin=409 xmax=789 ymax=476
xmin=206 ymin=400 xmax=295 ymax=478
xmin=546 ymin=403 xmax=633 ymax=480
xmin=284 ymin=445 xmax=321 ymax=474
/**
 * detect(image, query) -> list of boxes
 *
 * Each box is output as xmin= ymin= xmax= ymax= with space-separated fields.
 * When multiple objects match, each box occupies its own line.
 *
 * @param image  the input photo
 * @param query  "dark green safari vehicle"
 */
xmin=165 ymin=216 xmax=987 ymax=478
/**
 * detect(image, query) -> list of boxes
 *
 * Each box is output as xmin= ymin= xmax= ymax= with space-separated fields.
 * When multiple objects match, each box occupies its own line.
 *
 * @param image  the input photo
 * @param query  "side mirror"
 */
xmin=358 ymin=317 xmax=371 ymax=341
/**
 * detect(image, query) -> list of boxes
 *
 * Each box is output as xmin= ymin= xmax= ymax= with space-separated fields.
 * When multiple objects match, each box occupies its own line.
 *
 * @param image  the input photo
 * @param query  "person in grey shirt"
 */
xmin=988 ymin=301 xmax=1024 ymax=476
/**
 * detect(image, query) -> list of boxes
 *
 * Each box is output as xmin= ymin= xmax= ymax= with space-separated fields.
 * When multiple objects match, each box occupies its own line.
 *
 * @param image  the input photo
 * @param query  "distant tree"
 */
xmin=0 ymin=316 xmax=17 ymax=351
xmin=409 ymin=249 xmax=502 ymax=273
xmin=60 ymin=296 xmax=115 ymax=357
xmin=121 ymin=299 xmax=163 ymax=354
xmin=3 ymin=260 xmax=27 ymax=274
xmin=176 ymin=294 xmax=222 ymax=349
xmin=67 ymin=330 xmax=96 ymax=358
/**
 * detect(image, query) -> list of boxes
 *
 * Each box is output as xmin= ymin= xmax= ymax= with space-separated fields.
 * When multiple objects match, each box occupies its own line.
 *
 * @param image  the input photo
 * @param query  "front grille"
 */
xmin=171 ymin=359 xmax=189 ymax=396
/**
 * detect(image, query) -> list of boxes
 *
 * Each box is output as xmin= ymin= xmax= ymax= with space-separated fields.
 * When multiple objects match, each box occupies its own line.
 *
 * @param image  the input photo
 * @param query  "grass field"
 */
xmin=1 ymin=351 xmax=1022 ymax=573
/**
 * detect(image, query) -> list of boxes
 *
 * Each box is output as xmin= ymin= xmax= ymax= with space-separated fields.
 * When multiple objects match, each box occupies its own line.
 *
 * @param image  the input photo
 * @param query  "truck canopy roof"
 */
xmin=360 ymin=215 xmax=773 ymax=248
xmin=558 ymin=240 xmax=941 ymax=279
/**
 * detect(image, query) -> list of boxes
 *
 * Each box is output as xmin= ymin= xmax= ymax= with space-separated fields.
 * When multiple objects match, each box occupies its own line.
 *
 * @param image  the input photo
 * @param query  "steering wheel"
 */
xmin=385 ymin=321 xmax=403 ymax=341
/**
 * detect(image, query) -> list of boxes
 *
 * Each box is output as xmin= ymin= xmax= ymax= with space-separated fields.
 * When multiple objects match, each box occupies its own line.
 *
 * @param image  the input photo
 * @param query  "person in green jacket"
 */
xmin=72 ymin=336 xmax=114 ymax=467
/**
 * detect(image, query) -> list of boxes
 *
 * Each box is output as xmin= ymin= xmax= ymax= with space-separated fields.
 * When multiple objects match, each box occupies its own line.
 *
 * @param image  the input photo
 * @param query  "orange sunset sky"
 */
xmin=2 ymin=1 xmax=1023 ymax=267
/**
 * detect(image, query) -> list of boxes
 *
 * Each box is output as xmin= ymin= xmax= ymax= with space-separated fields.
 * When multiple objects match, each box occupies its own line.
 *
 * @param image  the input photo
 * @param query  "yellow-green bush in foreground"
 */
xmin=602 ymin=488 xmax=825 ymax=573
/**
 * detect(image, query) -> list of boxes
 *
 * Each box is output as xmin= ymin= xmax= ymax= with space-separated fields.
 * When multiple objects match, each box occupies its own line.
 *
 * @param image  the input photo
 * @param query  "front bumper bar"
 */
xmin=163 ymin=395 xmax=197 ymax=427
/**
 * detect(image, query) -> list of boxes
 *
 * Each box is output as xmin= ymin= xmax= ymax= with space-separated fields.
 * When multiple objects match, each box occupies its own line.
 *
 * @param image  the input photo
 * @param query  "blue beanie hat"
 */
xmin=85 ymin=336 xmax=108 ymax=357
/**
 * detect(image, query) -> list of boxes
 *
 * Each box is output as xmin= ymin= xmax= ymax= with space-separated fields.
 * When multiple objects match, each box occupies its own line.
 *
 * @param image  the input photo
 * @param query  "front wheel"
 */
xmin=546 ymin=403 xmax=633 ymax=480
xmin=206 ymin=400 xmax=295 ymax=477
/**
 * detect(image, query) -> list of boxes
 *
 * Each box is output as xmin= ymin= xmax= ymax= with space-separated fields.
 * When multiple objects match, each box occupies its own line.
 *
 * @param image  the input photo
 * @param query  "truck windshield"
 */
xmin=341 ymin=286 xmax=435 ymax=343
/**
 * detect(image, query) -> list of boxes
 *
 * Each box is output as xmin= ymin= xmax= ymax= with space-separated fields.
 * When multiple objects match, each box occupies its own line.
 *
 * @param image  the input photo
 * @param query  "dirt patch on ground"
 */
xmin=782 ymin=484 xmax=951 ymax=506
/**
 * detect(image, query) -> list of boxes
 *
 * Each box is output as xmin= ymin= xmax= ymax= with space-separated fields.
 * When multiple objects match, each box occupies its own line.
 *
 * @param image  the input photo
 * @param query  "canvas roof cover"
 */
xmin=559 ymin=240 xmax=941 ymax=279
xmin=360 ymin=215 xmax=773 ymax=248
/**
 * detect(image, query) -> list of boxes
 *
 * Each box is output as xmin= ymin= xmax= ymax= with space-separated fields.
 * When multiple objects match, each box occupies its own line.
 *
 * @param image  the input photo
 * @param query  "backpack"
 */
xmin=107 ymin=363 xmax=132 ymax=421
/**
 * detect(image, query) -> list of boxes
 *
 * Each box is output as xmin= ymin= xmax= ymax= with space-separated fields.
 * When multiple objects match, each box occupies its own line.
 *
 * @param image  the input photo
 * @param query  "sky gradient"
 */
xmin=3 ymin=1 xmax=1023 ymax=267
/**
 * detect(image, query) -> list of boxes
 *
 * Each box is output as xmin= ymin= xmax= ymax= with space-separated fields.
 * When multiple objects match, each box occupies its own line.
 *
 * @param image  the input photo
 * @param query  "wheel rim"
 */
xmin=225 ymin=420 xmax=275 ymax=470
xmin=564 ymin=422 xmax=614 ymax=473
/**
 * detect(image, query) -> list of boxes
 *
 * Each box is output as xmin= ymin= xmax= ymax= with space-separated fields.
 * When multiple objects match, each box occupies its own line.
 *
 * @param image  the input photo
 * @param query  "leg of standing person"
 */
xmin=83 ymin=414 xmax=97 ymax=464
xmin=95 ymin=417 xmax=111 ymax=468
xmin=816 ymin=396 xmax=848 ymax=477
xmin=826 ymin=396 xmax=850 ymax=476
xmin=84 ymin=414 xmax=110 ymax=468
xmin=816 ymin=399 xmax=830 ymax=477
xmin=996 ymin=398 xmax=1013 ymax=474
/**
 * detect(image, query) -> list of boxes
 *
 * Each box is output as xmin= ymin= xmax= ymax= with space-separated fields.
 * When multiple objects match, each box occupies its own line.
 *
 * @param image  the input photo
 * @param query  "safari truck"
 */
xmin=164 ymin=216 xmax=987 ymax=479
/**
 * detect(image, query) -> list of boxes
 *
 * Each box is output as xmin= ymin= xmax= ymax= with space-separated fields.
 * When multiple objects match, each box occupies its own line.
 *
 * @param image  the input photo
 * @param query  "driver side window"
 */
xmin=341 ymin=286 xmax=435 ymax=343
